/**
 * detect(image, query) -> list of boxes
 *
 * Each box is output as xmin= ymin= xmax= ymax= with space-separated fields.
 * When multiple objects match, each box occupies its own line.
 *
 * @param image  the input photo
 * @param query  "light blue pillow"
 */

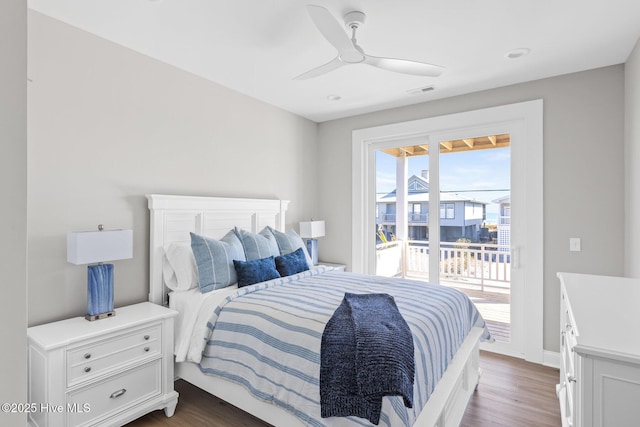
xmin=233 ymin=227 xmax=280 ymax=261
xmin=190 ymin=231 xmax=245 ymax=293
xmin=266 ymin=226 xmax=314 ymax=267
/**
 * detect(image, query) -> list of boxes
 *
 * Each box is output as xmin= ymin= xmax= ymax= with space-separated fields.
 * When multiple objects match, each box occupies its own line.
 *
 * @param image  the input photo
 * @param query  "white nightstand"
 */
xmin=318 ymin=262 xmax=347 ymax=272
xmin=27 ymin=302 xmax=178 ymax=427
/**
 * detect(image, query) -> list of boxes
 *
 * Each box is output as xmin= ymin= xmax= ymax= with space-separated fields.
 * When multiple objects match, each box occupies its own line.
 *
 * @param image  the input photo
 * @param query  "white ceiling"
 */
xmin=28 ymin=0 xmax=640 ymax=122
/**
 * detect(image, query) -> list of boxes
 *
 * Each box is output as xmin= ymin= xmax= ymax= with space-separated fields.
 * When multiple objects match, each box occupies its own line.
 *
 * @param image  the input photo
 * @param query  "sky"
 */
xmin=376 ymin=146 xmax=510 ymax=224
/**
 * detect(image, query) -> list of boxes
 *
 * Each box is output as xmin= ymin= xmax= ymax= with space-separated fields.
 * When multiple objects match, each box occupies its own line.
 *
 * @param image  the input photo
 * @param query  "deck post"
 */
xmin=396 ymin=153 xmax=408 ymax=278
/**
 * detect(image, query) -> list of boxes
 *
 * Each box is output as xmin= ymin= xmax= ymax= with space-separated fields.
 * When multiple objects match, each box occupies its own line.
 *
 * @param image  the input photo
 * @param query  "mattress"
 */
xmin=169 ymin=284 xmax=238 ymax=363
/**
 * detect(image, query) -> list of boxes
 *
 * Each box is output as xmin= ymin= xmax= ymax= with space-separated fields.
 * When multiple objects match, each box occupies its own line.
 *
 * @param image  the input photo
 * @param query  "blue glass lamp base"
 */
xmin=305 ymin=239 xmax=319 ymax=266
xmin=86 ymin=264 xmax=116 ymax=321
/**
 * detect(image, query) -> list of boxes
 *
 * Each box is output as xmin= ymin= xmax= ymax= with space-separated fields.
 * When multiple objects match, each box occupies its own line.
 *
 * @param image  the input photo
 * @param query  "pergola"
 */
xmin=380 ymin=133 xmax=510 ymax=158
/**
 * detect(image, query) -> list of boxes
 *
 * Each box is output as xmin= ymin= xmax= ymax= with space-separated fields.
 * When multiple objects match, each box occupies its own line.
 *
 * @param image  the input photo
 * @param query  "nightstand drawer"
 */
xmin=67 ymin=360 xmax=162 ymax=426
xmin=67 ymin=324 xmax=161 ymax=387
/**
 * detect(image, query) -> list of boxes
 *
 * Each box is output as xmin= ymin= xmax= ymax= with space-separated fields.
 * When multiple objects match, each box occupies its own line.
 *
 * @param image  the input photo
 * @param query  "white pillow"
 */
xmin=162 ymin=242 xmax=199 ymax=291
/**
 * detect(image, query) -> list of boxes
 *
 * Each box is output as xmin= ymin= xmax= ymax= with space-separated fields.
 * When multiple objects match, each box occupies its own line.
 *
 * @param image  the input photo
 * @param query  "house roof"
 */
xmin=380 ymin=173 xmax=487 ymax=204
xmin=492 ymin=195 xmax=511 ymax=204
xmin=377 ymin=192 xmax=487 ymax=205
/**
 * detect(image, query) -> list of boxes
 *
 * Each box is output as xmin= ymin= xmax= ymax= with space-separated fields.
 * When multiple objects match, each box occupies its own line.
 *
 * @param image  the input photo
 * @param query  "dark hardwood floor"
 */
xmin=129 ymin=351 xmax=561 ymax=427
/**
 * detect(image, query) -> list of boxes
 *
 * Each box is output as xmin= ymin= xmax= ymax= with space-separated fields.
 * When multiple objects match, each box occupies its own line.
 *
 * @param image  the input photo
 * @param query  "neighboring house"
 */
xmin=376 ymin=172 xmax=487 ymax=243
xmin=493 ymin=195 xmax=511 ymax=250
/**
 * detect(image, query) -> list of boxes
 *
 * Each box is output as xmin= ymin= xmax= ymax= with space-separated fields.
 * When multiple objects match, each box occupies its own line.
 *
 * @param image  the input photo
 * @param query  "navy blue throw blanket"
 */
xmin=320 ymin=292 xmax=415 ymax=425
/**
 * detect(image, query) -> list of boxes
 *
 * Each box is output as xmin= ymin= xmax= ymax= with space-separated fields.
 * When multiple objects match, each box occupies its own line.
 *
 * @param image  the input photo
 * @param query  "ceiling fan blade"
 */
xmin=306 ymin=5 xmax=354 ymax=54
xmin=364 ymin=54 xmax=445 ymax=77
xmin=294 ymin=56 xmax=344 ymax=80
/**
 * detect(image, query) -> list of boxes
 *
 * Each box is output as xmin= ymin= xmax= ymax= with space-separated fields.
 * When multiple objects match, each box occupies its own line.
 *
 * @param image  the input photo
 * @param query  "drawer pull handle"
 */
xmin=144 ymin=335 xmax=150 ymax=340
xmin=144 ymin=347 xmax=150 ymax=352
xmin=84 ymin=367 xmax=91 ymax=373
xmin=84 ymin=353 xmax=91 ymax=359
xmin=567 ymin=375 xmax=577 ymax=383
xmin=110 ymin=389 xmax=127 ymax=399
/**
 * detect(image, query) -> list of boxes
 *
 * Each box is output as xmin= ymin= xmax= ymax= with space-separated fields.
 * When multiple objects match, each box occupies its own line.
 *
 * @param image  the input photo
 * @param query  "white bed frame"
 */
xmin=147 ymin=194 xmax=484 ymax=427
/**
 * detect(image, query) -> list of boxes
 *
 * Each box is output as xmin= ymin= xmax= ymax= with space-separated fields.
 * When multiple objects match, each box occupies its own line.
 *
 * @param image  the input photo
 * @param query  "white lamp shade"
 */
xmin=299 ymin=220 xmax=325 ymax=239
xmin=67 ymin=229 xmax=133 ymax=265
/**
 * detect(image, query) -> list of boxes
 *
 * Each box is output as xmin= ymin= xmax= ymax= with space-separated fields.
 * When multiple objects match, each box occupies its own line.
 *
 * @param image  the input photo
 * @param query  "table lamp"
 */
xmin=67 ymin=225 xmax=133 ymax=321
xmin=299 ymin=220 xmax=325 ymax=265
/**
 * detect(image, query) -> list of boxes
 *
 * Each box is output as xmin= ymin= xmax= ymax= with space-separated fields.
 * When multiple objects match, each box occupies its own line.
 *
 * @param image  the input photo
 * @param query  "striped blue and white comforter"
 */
xmin=198 ymin=267 xmax=491 ymax=427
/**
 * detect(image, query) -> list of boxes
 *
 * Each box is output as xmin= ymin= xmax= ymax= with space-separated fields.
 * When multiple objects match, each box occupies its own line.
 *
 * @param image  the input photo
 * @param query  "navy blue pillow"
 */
xmin=233 ymin=256 xmax=281 ymax=288
xmin=275 ymin=247 xmax=310 ymax=277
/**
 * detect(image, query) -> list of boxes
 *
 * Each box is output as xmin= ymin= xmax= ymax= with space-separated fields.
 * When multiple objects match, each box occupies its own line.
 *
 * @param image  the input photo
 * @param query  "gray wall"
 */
xmin=0 ymin=0 xmax=27 ymax=424
xmin=625 ymin=38 xmax=640 ymax=277
xmin=27 ymin=11 xmax=318 ymax=325
xmin=317 ymin=66 xmax=626 ymax=353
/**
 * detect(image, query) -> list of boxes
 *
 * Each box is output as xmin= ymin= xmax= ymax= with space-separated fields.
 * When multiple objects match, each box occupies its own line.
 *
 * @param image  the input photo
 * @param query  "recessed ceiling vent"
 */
xmin=407 ymin=86 xmax=435 ymax=96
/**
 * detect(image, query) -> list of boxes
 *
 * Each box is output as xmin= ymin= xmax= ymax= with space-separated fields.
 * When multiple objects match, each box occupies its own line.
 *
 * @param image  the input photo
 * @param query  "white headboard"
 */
xmin=146 ymin=194 xmax=290 ymax=306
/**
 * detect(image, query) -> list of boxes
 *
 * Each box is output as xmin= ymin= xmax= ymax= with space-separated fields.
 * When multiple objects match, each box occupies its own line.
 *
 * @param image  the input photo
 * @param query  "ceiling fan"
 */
xmin=295 ymin=5 xmax=445 ymax=80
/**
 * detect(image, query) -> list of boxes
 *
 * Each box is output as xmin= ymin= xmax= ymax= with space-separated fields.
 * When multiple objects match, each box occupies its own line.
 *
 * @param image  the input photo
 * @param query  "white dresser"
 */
xmin=557 ymin=272 xmax=640 ymax=427
xmin=28 ymin=302 xmax=178 ymax=427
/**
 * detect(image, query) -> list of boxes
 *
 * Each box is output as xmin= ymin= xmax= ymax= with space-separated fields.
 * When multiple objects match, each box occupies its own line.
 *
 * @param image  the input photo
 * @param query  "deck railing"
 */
xmin=376 ymin=240 xmax=511 ymax=291
xmin=377 ymin=213 xmax=429 ymax=223
xmin=375 ymin=241 xmax=402 ymax=277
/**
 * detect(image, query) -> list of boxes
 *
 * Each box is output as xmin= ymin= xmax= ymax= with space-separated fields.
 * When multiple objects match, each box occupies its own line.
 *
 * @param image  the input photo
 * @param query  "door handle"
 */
xmin=511 ymin=246 xmax=519 ymax=269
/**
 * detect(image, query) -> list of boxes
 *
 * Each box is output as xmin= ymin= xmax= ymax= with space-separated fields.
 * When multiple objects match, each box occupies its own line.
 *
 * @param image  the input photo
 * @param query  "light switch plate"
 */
xmin=569 ymin=237 xmax=581 ymax=252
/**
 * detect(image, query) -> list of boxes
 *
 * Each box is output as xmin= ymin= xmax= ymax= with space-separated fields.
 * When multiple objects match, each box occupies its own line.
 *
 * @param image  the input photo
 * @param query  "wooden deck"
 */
xmin=449 ymin=282 xmax=511 ymax=342
xmin=404 ymin=274 xmax=512 ymax=342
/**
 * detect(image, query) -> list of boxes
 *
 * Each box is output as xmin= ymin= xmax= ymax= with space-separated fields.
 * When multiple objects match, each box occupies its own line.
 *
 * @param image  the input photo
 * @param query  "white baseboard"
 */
xmin=543 ymin=350 xmax=560 ymax=369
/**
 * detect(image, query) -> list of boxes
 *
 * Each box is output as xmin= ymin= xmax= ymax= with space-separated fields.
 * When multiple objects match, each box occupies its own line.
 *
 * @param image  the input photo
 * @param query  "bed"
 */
xmin=147 ymin=194 xmax=490 ymax=427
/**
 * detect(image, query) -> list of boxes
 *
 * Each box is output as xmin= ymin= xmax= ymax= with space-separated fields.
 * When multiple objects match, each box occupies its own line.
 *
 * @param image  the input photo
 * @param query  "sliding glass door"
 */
xmin=436 ymin=137 xmax=513 ymax=345
xmin=373 ymin=131 xmax=522 ymax=357
xmin=352 ymin=101 xmax=543 ymax=362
